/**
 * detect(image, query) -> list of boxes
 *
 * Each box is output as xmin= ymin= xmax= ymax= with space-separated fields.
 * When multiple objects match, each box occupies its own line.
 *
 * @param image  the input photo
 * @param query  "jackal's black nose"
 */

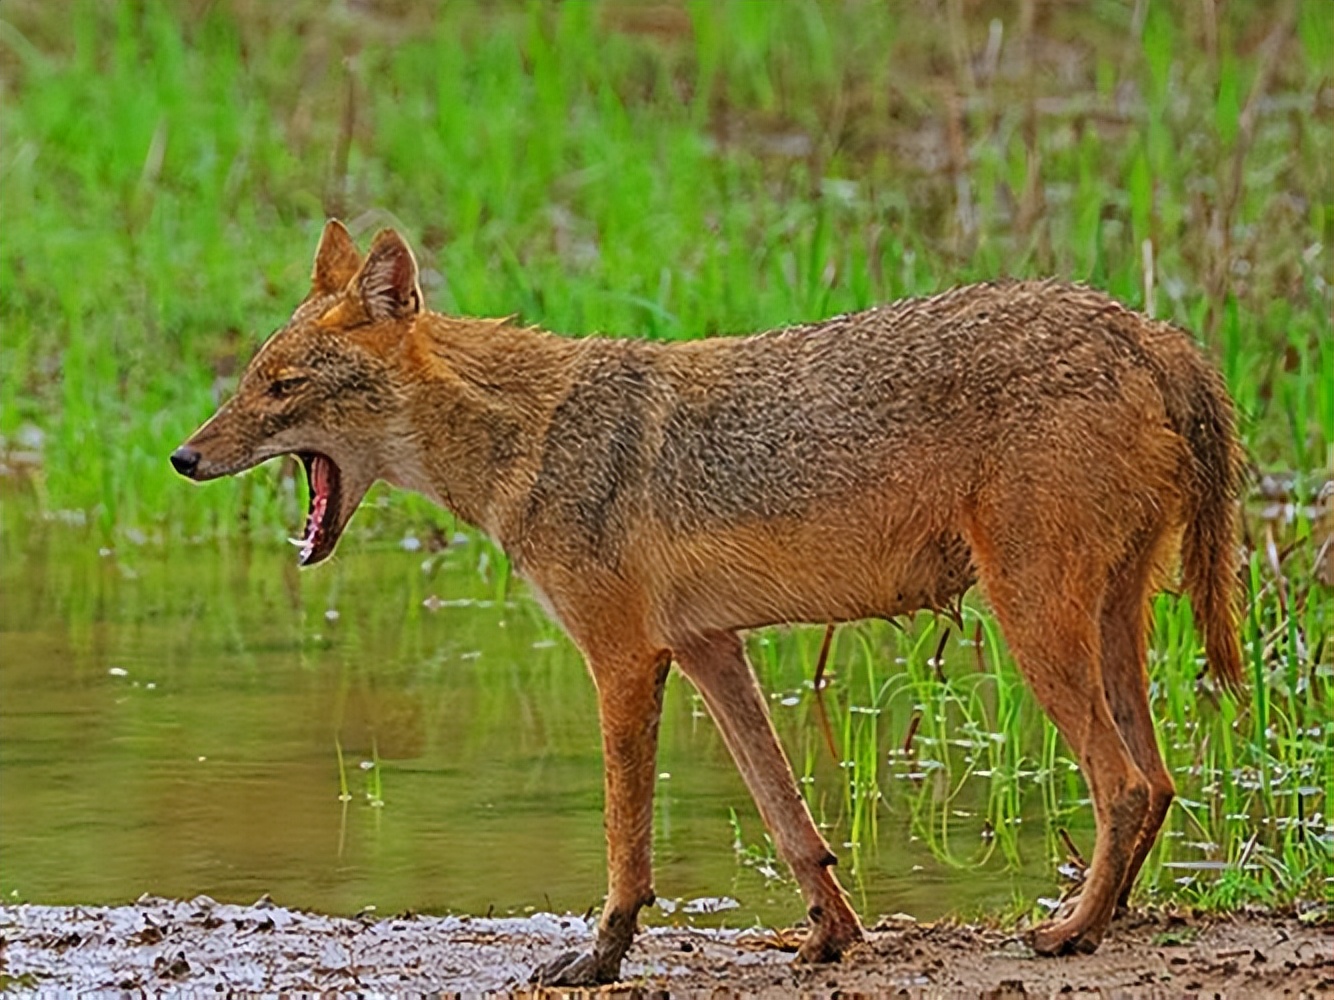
xmin=170 ymin=445 xmax=201 ymax=478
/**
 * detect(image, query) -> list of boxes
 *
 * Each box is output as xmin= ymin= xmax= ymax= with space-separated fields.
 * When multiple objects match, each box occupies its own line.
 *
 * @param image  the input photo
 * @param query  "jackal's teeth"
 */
xmin=288 ymin=536 xmax=306 ymax=547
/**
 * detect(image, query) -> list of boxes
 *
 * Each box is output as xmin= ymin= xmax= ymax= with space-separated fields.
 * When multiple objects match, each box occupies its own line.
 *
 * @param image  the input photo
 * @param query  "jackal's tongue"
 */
xmin=311 ymin=453 xmax=333 ymax=500
xmin=293 ymin=454 xmax=333 ymax=563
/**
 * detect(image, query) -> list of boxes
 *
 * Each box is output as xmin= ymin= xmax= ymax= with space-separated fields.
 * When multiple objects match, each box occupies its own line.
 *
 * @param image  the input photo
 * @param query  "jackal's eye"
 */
xmin=267 ymin=375 xmax=309 ymax=399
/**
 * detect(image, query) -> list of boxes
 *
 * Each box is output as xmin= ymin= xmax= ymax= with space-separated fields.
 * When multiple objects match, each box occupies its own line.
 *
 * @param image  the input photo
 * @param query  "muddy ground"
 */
xmin=0 ymin=897 xmax=1328 ymax=998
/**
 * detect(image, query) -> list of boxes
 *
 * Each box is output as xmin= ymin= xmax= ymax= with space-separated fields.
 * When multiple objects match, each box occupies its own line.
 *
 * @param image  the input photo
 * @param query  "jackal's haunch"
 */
xmin=173 ymin=221 xmax=1244 ymax=986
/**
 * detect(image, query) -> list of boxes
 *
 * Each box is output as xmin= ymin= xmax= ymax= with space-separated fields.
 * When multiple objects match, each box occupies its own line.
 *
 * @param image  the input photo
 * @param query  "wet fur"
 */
xmin=177 ymin=223 xmax=1245 ymax=986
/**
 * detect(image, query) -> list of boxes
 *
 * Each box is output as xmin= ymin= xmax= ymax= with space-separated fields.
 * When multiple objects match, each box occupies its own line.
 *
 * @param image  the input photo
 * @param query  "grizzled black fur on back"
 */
xmin=518 ymin=280 xmax=1228 ymax=568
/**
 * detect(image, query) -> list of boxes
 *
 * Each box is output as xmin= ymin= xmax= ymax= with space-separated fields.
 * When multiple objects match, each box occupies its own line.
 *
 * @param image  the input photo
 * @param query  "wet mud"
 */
xmin=1 ymin=896 xmax=1328 ymax=998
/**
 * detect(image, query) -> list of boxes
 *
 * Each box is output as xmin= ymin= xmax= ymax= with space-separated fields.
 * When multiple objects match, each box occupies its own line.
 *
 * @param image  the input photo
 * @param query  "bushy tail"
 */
xmin=1172 ymin=355 xmax=1247 ymax=696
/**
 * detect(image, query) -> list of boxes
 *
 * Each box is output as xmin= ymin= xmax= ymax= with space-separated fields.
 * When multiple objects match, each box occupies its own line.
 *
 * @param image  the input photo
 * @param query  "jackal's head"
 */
xmin=171 ymin=220 xmax=422 ymax=565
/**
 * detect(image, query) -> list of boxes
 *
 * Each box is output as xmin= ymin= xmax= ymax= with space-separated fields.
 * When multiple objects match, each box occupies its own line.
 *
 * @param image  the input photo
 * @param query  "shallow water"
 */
xmin=0 ymin=496 xmax=1139 ymax=928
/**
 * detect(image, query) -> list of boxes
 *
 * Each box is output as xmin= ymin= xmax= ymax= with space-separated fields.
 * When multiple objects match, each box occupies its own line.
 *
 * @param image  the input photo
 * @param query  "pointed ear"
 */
xmin=356 ymin=229 xmax=422 ymax=322
xmin=311 ymin=219 xmax=362 ymax=296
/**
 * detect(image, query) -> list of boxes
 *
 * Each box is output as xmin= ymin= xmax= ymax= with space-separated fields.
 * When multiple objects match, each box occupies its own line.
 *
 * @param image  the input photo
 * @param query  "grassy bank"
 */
xmin=2 ymin=1 xmax=1329 ymax=537
xmin=1 ymin=1 xmax=1329 ymax=915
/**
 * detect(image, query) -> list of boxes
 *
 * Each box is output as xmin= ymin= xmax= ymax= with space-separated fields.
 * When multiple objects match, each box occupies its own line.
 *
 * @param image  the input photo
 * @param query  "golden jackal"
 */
xmin=173 ymin=221 xmax=1244 ymax=986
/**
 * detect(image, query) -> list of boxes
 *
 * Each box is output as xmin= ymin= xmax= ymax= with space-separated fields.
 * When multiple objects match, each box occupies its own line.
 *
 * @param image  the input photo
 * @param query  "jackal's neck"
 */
xmin=384 ymin=313 xmax=577 ymax=542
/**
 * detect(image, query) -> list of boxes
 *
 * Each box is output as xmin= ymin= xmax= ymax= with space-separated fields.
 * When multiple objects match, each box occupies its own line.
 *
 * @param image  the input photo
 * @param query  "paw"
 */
xmin=529 ymin=948 xmax=618 ymax=987
xmin=794 ymin=911 xmax=864 ymax=964
xmin=1030 ymin=917 xmax=1103 ymax=957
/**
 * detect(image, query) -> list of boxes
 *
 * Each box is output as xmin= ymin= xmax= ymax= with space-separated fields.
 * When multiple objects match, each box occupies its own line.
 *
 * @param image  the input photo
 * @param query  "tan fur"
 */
xmin=174 ymin=221 xmax=1245 ymax=985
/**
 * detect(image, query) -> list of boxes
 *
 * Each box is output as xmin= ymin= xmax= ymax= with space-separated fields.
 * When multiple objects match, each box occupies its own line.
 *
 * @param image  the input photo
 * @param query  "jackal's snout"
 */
xmin=170 ymin=445 xmax=201 ymax=479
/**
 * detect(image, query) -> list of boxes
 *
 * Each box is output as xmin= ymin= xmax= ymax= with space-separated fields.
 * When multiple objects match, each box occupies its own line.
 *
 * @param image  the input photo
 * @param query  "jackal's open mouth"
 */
xmin=292 ymin=452 xmax=342 ymax=566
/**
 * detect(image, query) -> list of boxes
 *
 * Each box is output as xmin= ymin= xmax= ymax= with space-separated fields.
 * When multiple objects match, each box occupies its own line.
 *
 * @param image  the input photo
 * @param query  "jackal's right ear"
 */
xmin=311 ymin=219 xmax=362 ymax=296
xmin=356 ymin=229 xmax=422 ymax=322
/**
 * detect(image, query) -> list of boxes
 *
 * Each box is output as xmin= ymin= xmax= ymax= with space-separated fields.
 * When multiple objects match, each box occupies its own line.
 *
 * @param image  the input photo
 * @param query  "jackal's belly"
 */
xmin=651 ymin=519 xmax=975 ymax=638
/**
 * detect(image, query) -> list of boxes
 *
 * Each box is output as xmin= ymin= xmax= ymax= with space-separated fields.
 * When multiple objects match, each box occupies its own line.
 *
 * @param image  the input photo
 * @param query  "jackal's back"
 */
xmin=524 ymin=280 xmax=1203 ymax=558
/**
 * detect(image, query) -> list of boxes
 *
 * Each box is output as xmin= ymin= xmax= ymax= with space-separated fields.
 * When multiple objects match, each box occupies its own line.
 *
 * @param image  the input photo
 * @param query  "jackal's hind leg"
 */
xmin=968 ymin=511 xmax=1150 ymax=956
xmin=1100 ymin=538 xmax=1177 ymax=910
xmin=674 ymin=631 xmax=864 ymax=964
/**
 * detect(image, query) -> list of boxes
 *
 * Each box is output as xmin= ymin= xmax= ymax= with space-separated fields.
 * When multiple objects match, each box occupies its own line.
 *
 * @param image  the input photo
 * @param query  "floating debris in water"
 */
xmin=682 ymin=896 xmax=739 ymax=914
xmin=422 ymin=595 xmax=496 ymax=611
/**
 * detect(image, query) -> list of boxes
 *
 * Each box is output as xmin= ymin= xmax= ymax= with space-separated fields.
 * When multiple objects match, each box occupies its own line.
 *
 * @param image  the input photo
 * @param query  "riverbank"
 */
xmin=2 ymin=896 xmax=1328 ymax=997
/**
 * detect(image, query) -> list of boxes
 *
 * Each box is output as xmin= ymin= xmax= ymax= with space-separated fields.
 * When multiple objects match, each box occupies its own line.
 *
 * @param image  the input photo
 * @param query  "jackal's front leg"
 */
xmin=530 ymin=649 xmax=671 ymax=987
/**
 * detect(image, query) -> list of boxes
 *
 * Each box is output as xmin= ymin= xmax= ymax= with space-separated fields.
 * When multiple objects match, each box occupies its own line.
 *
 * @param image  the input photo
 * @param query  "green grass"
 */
xmin=1 ymin=0 xmax=1329 ymax=916
xmin=748 ymin=572 xmax=1330 ymax=917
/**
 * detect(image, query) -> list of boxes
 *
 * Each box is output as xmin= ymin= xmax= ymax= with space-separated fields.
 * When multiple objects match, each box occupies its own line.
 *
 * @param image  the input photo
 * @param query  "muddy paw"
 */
xmin=1050 ymin=892 xmax=1081 ymax=924
xmin=529 ymin=948 xmax=619 ymax=987
xmin=795 ymin=912 xmax=864 ymax=964
xmin=1030 ymin=918 xmax=1103 ymax=957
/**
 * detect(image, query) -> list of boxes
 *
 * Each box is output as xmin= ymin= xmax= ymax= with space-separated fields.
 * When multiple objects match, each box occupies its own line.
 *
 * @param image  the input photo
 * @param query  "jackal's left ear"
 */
xmin=312 ymin=219 xmax=362 ymax=296
xmin=357 ymin=229 xmax=422 ymax=322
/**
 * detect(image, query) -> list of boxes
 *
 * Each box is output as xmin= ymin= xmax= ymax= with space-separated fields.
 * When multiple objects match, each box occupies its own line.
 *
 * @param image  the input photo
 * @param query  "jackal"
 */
xmin=173 ymin=221 xmax=1244 ymax=986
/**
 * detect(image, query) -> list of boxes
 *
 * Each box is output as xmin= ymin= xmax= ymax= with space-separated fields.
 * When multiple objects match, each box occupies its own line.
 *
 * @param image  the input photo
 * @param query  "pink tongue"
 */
xmin=303 ymin=456 xmax=331 ymax=551
xmin=312 ymin=455 xmax=332 ymax=497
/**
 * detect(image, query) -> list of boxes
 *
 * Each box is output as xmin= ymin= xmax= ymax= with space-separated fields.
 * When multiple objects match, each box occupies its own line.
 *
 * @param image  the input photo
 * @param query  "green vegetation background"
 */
xmin=2 ymin=0 xmax=1330 ymax=535
xmin=1 ymin=0 xmax=1329 ymax=913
